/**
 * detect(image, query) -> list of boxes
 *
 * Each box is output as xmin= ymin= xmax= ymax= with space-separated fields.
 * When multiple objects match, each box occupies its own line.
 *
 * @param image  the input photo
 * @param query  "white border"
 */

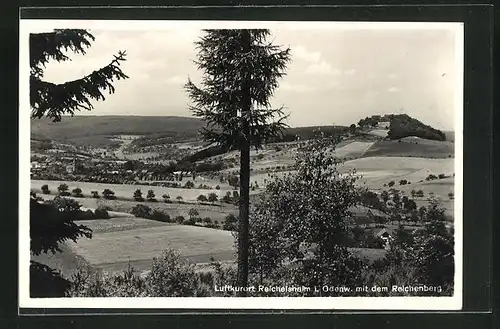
xmin=19 ymin=20 xmax=464 ymax=310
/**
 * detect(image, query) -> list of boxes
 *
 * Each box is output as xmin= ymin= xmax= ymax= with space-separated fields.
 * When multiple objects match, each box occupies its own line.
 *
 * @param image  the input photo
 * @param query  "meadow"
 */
xmin=66 ymin=221 xmax=236 ymax=274
xmin=363 ymin=137 xmax=454 ymax=158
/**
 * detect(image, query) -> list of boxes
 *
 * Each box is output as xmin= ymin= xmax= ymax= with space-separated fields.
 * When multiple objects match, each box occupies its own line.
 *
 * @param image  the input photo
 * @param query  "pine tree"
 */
xmin=29 ymin=29 xmax=128 ymax=297
xmin=185 ymin=29 xmax=290 ymax=294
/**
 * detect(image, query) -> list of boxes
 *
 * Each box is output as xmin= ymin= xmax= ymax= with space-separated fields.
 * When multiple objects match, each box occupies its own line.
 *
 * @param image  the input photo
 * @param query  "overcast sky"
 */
xmin=38 ymin=26 xmax=460 ymax=130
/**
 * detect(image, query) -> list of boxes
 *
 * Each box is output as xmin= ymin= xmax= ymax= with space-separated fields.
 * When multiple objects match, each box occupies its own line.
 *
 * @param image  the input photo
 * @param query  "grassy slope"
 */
xmin=363 ymin=137 xmax=454 ymax=159
xmin=66 ymin=223 xmax=236 ymax=272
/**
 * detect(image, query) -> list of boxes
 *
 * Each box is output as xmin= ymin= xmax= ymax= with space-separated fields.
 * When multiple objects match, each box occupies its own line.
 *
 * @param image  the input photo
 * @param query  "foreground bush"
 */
xmin=146 ymin=249 xmax=207 ymax=297
xmin=66 ymin=250 xmax=221 ymax=297
xmin=67 ymin=263 xmax=148 ymax=297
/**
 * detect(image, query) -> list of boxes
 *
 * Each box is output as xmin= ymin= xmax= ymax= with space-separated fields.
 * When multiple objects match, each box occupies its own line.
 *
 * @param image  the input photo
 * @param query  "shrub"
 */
xmin=416 ymin=190 xmax=424 ymax=198
xmin=426 ymin=174 xmax=438 ymax=181
xmin=146 ymin=189 xmax=156 ymax=202
xmin=151 ymin=210 xmax=171 ymax=222
xmin=387 ymin=181 xmax=395 ymax=187
xmin=94 ymin=207 xmax=110 ymax=219
xmin=175 ymin=215 xmax=185 ymax=224
xmin=68 ymin=263 xmax=148 ymax=297
xmin=41 ymin=184 xmax=50 ymax=195
xmin=223 ymin=214 xmax=238 ymax=231
xmin=182 ymin=218 xmax=196 ymax=226
xmin=145 ymin=249 xmax=198 ymax=297
xmin=131 ymin=204 xmax=153 ymax=219
xmin=399 ymin=180 xmax=407 ymax=186
xmin=438 ymin=174 xmax=447 ymax=179
xmin=207 ymin=193 xmax=218 ymax=203
xmin=215 ymin=185 xmax=221 ymax=190
xmin=133 ymin=189 xmax=144 ymax=202
xmin=202 ymin=217 xmax=212 ymax=224
xmin=57 ymin=183 xmax=71 ymax=196
xmin=91 ymin=191 xmax=100 ymax=199
xmin=222 ymin=192 xmax=232 ymax=203
xmin=448 ymin=192 xmax=454 ymax=200
xmin=82 ymin=209 xmax=95 ymax=220
xmin=197 ymin=194 xmax=208 ymax=202
xmin=102 ymin=189 xmax=116 ymax=200
xmin=188 ymin=208 xmax=200 ymax=217
xmin=162 ymin=194 xmax=171 ymax=203
xmin=72 ymin=187 xmax=83 ymax=197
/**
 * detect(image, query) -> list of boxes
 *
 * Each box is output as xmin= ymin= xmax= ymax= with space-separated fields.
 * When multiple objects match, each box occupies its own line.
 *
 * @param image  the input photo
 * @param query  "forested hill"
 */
xmin=358 ymin=114 xmax=447 ymax=141
xmin=31 ymin=115 xmax=205 ymax=142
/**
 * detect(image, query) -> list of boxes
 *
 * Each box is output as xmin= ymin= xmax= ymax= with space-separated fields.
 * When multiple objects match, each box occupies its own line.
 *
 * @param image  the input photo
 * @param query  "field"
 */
xmin=363 ymin=137 xmax=454 ymax=159
xmin=66 ymin=219 xmax=236 ymax=274
xmin=366 ymin=129 xmax=388 ymax=138
xmin=40 ymin=216 xmax=390 ymax=275
xmin=333 ymin=141 xmax=374 ymax=159
xmin=340 ymin=156 xmax=454 ymax=187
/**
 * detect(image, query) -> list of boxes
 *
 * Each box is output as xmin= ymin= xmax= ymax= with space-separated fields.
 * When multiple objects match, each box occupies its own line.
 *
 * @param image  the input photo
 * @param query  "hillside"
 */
xmin=357 ymin=114 xmax=447 ymax=141
xmin=31 ymin=115 xmax=205 ymax=146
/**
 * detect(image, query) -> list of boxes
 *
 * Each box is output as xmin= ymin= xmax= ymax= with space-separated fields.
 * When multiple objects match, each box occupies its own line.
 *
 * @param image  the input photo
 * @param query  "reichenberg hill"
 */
xmin=358 ymin=114 xmax=447 ymax=141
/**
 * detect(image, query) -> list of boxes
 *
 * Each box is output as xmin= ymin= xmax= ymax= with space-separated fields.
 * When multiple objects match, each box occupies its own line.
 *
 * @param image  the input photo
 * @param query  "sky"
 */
xmin=35 ymin=23 xmax=461 ymax=130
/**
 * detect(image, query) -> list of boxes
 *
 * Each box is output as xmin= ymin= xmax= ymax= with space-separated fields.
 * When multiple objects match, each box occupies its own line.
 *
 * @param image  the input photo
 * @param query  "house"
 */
xmin=378 ymin=121 xmax=390 ymax=129
xmin=375 ymin=228 xmax=392 ymax=239
xmin=65 ymin=164 xmax=75 ymax=173
xmin=351 ymin=206 xmax=389 ymax=224
xmin=375 ymin=228 xmax=394 ymax=249
xmin=366 ymin=209 xmax=389 ymax=223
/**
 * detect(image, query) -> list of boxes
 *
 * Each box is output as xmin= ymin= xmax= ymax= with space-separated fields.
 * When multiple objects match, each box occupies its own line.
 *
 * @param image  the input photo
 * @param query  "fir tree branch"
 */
xmin=30 ymin=29 xmax=95 ymax=79
xmin=30 ymin=50 xmax=129 ymax=122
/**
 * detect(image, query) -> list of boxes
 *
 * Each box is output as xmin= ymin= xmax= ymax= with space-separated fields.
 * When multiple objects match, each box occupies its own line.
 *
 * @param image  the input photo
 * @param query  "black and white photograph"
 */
xmin=20 ymin=20 xmax=463 ymax=310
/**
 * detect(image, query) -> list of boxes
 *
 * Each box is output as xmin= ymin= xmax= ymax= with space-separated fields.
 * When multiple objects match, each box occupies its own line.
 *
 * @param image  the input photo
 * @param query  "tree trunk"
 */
xmin=236 ymin=29 xmax=251 ymax=296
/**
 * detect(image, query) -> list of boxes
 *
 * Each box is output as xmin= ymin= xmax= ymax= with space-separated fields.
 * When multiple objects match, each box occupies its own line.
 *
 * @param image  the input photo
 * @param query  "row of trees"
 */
xmin=41 ymin=184 xmax=117 ymax=200
xmin=129 ymin=203 xmax=237 ymax=231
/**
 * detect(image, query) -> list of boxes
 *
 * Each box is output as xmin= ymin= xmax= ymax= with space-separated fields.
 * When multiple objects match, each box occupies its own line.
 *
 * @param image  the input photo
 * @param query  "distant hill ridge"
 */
xmin=358 ymin=114 xmax=447 ymax=141
xmin=31 ymin=115 xmax=349 ymax=145
xmin=31 ymin=115 xmax=206 ymax=142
